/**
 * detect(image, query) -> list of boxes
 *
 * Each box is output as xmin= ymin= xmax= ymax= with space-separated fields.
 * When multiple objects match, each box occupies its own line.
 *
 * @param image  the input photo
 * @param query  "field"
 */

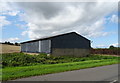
xmin=0 ymin=44 xmax=119 ymax=81
xmin=0 ymin=44 xmax=20 ymax=54
xmin=1 ymin=53 xmax=119 ymax=81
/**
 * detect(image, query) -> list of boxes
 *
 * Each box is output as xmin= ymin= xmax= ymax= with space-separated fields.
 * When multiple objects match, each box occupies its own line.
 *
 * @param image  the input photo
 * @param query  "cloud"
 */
xmin=72 ymin=18 xmax=110 ymax=37
xmin=13 ymin=2 xmax=118 ymax=39
xmin=0 ymin=1 xmax=20 ymax=16
xmin=108 ymin=14 xmax=118 ymax=23
xmin=21 ymin=31 xmax=28 ymax=36
xmin=0 ymin=16 xmax=11 ymax=29
xmin=15 ymin=24 xmax=27 ymax=29
xmin=96 ymin=44 xmax=107 ymax=48
xmin=0 ymin=39 xmax=2 ymax=43
xmin=94 ymin=42 xmax=120 ymax=48
xmin=3 ymin=37 xmax=20 ymax=42
xmin=111 ymin=43 xmax=119 ymax=47
xmin=3 ymin=11 xmax=20 ymax=16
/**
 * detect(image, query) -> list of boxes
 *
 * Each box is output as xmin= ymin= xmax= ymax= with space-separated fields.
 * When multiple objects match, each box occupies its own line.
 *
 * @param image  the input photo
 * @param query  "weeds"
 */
xmin=1 ymin=53 xmax=119 ymax=68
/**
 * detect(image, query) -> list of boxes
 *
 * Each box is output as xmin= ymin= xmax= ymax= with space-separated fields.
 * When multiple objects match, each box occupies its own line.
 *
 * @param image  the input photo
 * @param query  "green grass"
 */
xmin=2 ymin=58 xmax=119 ymax=81
xmin=1 ymin=53 xmax=119 ymax=68
xmin=1 ymin=53 xmax=120 ymax=81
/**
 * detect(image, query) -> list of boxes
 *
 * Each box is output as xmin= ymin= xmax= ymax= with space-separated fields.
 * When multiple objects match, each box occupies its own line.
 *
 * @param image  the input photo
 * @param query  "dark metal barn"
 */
xmin=21 ymin=32 xmax=91 ymax=57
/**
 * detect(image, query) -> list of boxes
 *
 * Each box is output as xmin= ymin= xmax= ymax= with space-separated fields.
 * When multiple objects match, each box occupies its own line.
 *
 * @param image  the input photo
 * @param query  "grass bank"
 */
xmin=2 ymin=58 xmax=119 ymax=81
xmin=1 ymin=53 xmax=119 ymax=68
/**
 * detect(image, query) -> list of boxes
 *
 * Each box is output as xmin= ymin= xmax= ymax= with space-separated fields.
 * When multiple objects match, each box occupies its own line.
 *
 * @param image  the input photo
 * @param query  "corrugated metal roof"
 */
xmin=21 ymin=32 xmax=90 ymax=44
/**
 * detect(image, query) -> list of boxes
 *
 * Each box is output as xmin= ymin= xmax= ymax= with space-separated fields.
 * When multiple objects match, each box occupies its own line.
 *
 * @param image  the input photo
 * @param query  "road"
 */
xmin=13 ymin=64 xmax=119 ymax=81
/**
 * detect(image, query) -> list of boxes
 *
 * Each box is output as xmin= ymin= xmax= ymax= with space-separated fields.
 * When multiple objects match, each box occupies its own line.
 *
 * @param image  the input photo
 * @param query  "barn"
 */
xmin=21 ymin=32 xmax=91 ymax=57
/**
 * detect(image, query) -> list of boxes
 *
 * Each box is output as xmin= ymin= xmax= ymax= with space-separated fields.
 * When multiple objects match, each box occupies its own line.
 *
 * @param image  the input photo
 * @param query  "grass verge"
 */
xmin=2 ymin=58 xmax=119 ymax=81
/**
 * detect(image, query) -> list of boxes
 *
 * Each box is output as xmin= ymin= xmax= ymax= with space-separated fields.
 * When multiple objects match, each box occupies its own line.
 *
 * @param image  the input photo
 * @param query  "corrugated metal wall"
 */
xmin=50 ymin=33 xmax=90 ymax=56
xmin=21 ymin=40 xmax=51 ymax=53
xmin=21 ymin=43 xmax=26 ymax=52
xmin=27 ymin=41 xmax=39 ymax=52
xmin=21 ymin=41 xmax=39 ymax=53
xmin=41 ymin=40 xmax=51 ymax=53
xmin=51 ymin=33 xmax=90 ymax=49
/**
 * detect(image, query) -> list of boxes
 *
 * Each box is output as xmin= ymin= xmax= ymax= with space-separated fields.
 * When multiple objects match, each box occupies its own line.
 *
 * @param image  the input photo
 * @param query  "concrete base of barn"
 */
xmin=22 ymin=52 xmax=39 ymax=55
xmin=51 ymin=48 xmax=90 ymax=57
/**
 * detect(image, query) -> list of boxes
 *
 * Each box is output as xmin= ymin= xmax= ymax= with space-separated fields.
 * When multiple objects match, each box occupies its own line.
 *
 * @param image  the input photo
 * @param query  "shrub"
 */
xmin=1 ymin=53 xmax=119 ymax=68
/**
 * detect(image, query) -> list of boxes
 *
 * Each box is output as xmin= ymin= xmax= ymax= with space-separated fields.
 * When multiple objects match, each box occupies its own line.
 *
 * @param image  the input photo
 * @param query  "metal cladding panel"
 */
xmin=51 ymin=33 xmax=90 ymax=49
xmin=21 ymin=41 xmax=39 ymax=52
xmin=21 ymin=43 xmax=26 ymax=52
xmin=27 ymin=41 xmax=39 ymax=52
xmin=41 ymin=40 xmax=51 ymax=53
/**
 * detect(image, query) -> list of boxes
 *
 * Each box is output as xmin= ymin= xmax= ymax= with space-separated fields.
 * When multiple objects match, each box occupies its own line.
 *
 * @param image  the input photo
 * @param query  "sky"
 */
xmin=0 ymin=0 xmax=119 ymax=48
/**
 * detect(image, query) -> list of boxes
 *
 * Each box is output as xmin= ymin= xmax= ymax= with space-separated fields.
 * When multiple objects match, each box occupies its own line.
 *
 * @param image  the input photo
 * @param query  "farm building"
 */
xmin=21 ymin=32 xmax=91 ymax=57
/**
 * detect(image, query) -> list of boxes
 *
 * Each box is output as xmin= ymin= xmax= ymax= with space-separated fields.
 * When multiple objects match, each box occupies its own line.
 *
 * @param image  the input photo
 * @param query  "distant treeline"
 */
xmin=94 ymin=45 xmax=120 ymax=50
xmin=1 ymin=41 xmax=20 ymax=46
xmin=91 ymin=45 xmax=120 ymax=55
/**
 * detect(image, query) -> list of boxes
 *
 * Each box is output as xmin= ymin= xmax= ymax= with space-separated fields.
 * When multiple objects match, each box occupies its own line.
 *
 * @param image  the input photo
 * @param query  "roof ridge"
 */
xmin=20 ymin=32 xmax=88 ymax=44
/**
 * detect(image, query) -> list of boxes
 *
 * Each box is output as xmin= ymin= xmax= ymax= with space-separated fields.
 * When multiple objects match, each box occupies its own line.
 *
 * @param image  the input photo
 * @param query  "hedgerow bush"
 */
xmin=1 ymin=53 xmax=118 ymax=68
xmin=2 ymin=53 xmax=37 ymax=67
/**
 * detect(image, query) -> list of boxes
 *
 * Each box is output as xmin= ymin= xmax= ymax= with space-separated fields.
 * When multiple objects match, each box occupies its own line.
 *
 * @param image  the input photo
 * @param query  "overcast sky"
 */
xmin=0 ymin=1 xmax=119 ymax=48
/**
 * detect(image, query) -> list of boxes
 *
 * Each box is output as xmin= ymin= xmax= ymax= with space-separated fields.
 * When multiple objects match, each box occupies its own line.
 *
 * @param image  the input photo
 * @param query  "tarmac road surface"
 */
xmin=13 ymin=64 xmax=119 ymax=81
